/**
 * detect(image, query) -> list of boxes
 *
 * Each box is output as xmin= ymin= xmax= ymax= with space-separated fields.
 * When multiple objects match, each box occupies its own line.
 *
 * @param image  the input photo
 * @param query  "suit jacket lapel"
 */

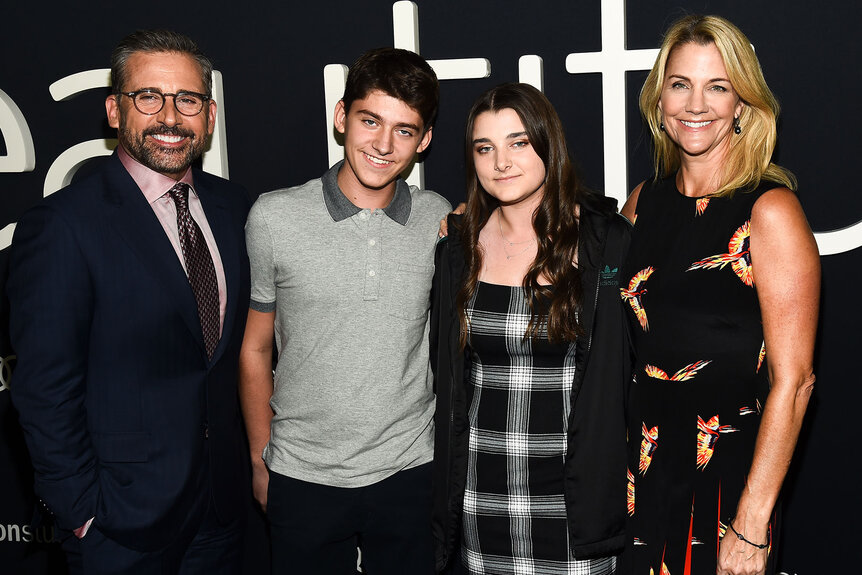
xmin=194 ymin=171 xmax=239 ymax=365
xmin=102 ymin=155 xmax=209 ymax=357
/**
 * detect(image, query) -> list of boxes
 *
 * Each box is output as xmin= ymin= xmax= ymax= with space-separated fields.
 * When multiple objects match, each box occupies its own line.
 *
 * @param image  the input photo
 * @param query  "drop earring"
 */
xmin=660 ymin=122 xmax=665 ymax=132
xmin=734 ymin=117 xmax=741 ymax=134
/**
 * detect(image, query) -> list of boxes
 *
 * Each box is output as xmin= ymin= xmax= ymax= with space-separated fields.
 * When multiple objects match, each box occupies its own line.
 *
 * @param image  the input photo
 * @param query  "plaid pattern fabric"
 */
xmin=462 ymin=282 xmax=616 ymax=575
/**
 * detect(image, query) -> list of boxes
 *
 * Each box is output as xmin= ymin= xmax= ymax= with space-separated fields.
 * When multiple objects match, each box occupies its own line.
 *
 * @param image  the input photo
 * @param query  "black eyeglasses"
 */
xmin=117 ymin=89 xmax=210 ymax=116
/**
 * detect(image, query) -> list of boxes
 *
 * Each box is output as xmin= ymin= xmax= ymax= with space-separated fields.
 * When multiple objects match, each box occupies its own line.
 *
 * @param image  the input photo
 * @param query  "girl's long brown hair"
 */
xmin=457 ymin=83 xmax=584 ymax=347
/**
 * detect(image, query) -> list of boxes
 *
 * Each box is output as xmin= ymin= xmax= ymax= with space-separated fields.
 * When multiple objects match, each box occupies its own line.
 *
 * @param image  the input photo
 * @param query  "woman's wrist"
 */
xmin=734 ymin=489 xmax=775 ymax=525
xmin=728 ymin=519 xmax=769 ymax=549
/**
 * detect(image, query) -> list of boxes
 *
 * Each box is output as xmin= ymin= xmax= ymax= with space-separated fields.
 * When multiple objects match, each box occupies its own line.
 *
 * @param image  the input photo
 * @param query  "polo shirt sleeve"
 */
xmin=245 ymin=197 xmax=277 ymax=313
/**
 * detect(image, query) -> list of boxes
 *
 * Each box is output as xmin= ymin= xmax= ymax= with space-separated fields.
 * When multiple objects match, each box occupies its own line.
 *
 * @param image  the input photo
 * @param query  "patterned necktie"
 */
xmin=168 ymin=182 xmax=220 ymax=359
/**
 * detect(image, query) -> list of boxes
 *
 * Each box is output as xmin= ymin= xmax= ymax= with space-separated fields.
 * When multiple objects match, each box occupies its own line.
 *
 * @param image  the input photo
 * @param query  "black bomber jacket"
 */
xmin=430 ymin=193 xmax=633 ymax=571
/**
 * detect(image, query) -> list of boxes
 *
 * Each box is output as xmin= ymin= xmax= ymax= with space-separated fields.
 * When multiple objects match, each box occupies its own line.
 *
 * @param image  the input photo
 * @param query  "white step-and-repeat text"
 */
xmin=1 ymin=1 xmax=857 ymax=573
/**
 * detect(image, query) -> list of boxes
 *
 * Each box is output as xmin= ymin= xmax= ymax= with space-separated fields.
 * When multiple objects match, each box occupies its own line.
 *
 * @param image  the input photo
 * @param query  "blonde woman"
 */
xmin=620 ymin=15 xmax=819 ymax=575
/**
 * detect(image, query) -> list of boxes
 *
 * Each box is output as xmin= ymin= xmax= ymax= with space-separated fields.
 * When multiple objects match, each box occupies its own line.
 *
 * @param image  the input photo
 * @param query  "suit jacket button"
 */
xmin=204 ymin=424 xmax=209 ymax=439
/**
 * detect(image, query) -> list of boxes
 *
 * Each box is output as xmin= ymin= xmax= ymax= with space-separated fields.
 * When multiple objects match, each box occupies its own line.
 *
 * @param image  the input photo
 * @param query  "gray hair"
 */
xmin=111 ymin=30 xmax=213 ymax=96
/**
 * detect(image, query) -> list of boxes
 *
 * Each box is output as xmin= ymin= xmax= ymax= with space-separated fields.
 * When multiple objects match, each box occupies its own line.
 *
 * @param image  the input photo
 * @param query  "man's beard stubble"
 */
xmin=118 ymin=120 xmax=207 ymax=177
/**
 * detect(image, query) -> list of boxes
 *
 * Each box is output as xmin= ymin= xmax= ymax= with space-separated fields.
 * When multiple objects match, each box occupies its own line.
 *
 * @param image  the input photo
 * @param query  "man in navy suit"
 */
xmin=7 ymin=30 xmax=250 ymax=574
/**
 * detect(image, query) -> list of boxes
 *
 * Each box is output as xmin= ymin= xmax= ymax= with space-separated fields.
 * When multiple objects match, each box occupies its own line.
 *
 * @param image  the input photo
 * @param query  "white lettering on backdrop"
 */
xmin=0 ymin=0 xmax=858 ymax=254
xmin=323 ymin=1 xmax=491 ymax=190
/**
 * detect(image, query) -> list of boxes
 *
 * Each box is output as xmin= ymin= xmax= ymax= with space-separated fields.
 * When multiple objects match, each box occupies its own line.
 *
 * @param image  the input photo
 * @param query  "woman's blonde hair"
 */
xmin=639 ymin=14 xmax=795 ymax=195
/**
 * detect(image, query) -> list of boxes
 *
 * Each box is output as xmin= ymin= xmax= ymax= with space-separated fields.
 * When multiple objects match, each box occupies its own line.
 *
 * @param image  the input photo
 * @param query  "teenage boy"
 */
xmin=239 ymin=47 xmax=450 ymax=573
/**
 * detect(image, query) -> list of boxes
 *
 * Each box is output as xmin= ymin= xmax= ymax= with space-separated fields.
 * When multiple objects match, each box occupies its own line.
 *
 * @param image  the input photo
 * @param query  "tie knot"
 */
xmin=169 ymin=182 xmax=191 ymax=211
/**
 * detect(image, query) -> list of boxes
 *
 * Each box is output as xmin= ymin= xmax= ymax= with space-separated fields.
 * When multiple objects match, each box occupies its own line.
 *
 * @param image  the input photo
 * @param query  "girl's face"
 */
xmin=471 ymin=108 xmax=546 ymax=208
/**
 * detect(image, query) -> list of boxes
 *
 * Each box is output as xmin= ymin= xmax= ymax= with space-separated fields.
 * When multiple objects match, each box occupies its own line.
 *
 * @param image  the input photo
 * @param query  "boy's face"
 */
xmin=334 ymin=90 xmax=432 ymax=202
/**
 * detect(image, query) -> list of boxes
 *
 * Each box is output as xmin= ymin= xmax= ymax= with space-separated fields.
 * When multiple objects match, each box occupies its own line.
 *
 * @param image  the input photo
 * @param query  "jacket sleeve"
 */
xmin=7 ymin=203 xmax=99 ymax=531
xmin=566 ymin=211 xmax=633 ymax=558
xmin=429 ymin=238 xmax=447 ymax=388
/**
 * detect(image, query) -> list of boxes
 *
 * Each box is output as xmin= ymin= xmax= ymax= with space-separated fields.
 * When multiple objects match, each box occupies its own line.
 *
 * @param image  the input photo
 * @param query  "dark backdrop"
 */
xmin=1 ymin=1 xmax=858 ymax=573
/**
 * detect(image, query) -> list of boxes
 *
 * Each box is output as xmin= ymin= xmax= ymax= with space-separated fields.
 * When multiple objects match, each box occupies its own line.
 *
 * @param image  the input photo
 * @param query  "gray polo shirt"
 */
xmin=246 ymin=161 xmax=451 ymax=487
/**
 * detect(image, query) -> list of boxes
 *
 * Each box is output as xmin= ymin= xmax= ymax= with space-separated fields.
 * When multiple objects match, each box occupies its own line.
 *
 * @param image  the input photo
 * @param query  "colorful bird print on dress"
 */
xmin=648 ymin=562 xmax=672 ymax=575
xmin=683 ymin=497 xmax=695 ymax=574
xmin=696 ymin=415 xmax=739 ymax=469
xmin=695 ymin=197 xmax=710 ymax=216
xmin=645 ymin=360 xmax=712 ymax=381
xmin=640 ymin=423 xmax=659 ymax=474
xmin=621 ymin=266 xmax=654 ymax=330
xmin=756 ymin=341 xmax=766 ymax=372
xmin=627 ymin=468 xmax=635 ymax=516
xmin=687 ymin=220 xmax=754 ymax=286
xmin=656 ymin=546 xmax=672 ymax=575
xmin=739 ymin=397 xmax=762 ymax=416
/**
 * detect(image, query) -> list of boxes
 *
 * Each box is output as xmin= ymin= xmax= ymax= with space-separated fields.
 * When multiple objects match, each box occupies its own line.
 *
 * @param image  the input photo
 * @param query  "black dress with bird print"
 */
xmin=620 ymin=174 xmax=779 ymax=575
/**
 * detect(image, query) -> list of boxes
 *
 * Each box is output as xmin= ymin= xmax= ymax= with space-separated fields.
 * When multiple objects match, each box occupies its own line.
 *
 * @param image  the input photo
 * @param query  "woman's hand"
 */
xmin=717 ymin=519 xmax=769 ymax=575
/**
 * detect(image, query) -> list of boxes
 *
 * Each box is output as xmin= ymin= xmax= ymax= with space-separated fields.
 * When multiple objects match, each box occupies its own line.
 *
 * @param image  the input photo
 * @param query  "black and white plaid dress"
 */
xmin=462 ymin=281 xmax=616 ymax=575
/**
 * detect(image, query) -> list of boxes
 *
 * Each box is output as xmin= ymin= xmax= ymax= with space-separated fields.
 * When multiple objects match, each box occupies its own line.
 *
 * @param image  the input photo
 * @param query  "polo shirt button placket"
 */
xmin=363 ymin=209 xmax=382 ymax=300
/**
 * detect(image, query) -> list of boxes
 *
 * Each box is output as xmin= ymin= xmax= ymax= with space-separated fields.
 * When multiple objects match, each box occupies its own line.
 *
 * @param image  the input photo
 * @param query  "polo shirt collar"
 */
xmin=322 ymin=160 xmax=412 ymax=226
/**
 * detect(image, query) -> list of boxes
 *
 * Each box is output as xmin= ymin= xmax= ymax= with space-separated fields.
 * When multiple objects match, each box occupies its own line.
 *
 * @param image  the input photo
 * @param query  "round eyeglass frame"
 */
xmin=117 ymin=89 xmax=210 ymax=116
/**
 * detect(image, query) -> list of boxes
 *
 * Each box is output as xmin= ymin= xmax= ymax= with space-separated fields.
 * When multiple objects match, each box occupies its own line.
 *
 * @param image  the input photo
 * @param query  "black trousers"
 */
xmin=267 ymin=463 xmax=434 ymax=574
xmin=61 ymin=492 xmax=243 ymax=575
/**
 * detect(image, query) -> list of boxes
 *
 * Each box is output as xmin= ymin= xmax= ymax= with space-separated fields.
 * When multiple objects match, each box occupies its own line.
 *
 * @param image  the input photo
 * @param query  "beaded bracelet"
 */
xmin=728 ymin=521 xmax=768 ymax=549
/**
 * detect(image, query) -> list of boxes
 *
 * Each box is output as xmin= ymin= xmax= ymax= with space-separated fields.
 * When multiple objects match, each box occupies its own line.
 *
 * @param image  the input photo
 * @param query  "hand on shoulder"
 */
xmin=621 ymin=181 xmax=645 ymax=223
xmin=438 ymin=202 xmax=466 ymax=238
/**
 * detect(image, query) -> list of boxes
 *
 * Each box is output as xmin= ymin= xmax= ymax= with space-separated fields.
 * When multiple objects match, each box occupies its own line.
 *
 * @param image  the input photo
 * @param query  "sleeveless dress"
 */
xmin=462 ymin=281 xmax=616 ymax=575
xmin=621 ymin=175 xmax=778 ymax=574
